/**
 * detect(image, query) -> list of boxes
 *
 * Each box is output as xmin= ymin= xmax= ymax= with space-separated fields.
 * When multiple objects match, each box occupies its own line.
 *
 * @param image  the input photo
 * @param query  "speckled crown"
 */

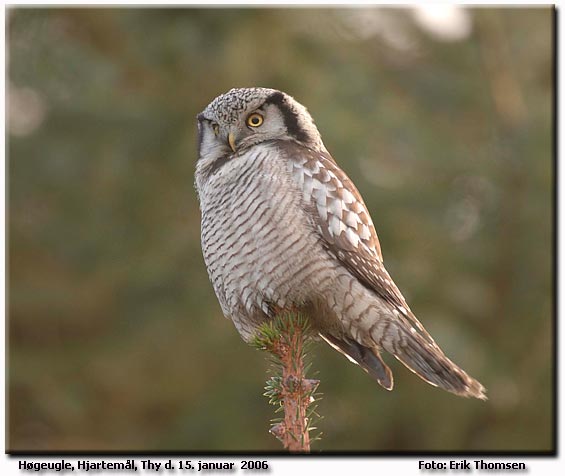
xmin=202 ymin=88 xmax=278 ymax=124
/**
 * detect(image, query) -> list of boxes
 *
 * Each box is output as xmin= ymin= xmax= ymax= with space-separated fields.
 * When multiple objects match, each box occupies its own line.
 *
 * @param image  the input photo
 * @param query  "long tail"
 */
xmin=321 ymin=333 xmax=394 ymax=390
xmin=322 ymin=321 xmax=486 ymax=400
xmin=379 ymin=317 xmax=487 ymax=400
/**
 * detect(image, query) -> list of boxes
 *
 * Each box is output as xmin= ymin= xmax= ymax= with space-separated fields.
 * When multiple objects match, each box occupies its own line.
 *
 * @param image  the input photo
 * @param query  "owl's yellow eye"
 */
xmin=212 ymin=123 xmax=220 ymax=136
xmin=246 ymin=113 xmax=264 ymax=128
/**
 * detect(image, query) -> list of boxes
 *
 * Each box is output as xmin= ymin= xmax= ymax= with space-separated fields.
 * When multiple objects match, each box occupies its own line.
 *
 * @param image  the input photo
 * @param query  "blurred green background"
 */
xmin=7 ymin=7 xmax=553 ymax=452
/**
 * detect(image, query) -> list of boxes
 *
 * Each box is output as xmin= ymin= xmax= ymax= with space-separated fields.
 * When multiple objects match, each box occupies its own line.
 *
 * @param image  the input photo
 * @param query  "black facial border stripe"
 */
xmin=263 ymin=92 xmax=308 ymax=143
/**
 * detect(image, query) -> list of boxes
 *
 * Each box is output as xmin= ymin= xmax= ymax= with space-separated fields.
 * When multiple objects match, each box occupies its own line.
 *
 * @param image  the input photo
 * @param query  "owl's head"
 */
xmin=196 ymin=88 xmax=325 ymax=172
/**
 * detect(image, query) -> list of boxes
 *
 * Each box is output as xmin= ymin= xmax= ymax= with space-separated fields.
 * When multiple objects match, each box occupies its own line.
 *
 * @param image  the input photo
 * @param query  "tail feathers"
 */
xmin=381 ymin=321 xmax=487 ymax=400
xmin=320 ymin=334 xmax=393 ymax=391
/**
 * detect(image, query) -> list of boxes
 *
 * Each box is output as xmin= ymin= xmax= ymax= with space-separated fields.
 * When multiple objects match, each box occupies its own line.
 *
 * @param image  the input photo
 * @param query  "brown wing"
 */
xmin=284 ymin=142 xmax=439 ymax=347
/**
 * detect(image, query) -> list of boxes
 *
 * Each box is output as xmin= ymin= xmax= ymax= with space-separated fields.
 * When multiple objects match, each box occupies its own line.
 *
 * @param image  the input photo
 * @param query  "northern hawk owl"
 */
xmin=195 ymin=87 xmax=486 ymax=400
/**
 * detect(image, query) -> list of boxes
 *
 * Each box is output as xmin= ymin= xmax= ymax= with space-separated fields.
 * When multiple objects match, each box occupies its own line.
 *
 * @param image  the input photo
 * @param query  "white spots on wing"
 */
xmin=311 ymin=179 xmax=324 ymax=191
xmin=313 ymin=187 xmax=326 ymax=205
xmin=352 ymin=201 xmax=364 ymax=214
xmin=316 ymin=202 xmax=328 ymax=221
xmin=398 ymin=305 xmax=408 ymax=315
xmin=344 ymin=211 xmax=361 ymax=228
xmin=327 ymin=170 xmax=339 ymax=181
xmin=366 ymin=265 xmax=395 ymax=289
xmin=325 ymin=181 xmax=337 ymax=192
xmin=294 ymin=154 xmax=384 ymax=257
xmin=341 ymin=188 xmax=355 ymax=204
xmin=345 ymin=228 xmax=360 ymax=248
xmin=328 ymin=197 xmax=344 ymax=218
xmin=301 ymin=160 xmax=321 ymax=177
xmin=359 ymin=224 xmax=371 ymax=240
xmin=327 ymin=214 xmax=347 ymax=238
xmin=329 ymin=214 xmax=341 ymax=237
xmin=302 ymin=174 xmax=313 ymax=202
xmin=360 ymin=241 xmax=379 ymax=260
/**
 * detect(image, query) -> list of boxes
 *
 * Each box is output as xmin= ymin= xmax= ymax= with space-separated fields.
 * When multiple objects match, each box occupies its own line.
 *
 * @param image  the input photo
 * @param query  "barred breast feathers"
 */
xmin=198 ymin=143 xmax=324 ymax=322
xmin=196 ymin=88 xmax=486 ymax=400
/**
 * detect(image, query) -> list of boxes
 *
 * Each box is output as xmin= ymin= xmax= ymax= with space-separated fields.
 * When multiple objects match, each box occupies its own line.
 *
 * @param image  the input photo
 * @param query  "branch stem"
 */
xmin=253 ymin=313 xmax=321 ymax=452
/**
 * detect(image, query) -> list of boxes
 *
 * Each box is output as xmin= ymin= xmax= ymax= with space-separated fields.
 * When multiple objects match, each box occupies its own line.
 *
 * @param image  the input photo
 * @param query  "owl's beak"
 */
xmin=228 ymin=133 xmax=237 ymax=152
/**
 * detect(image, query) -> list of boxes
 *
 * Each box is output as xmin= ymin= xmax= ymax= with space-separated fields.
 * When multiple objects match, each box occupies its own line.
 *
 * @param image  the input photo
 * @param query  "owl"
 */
xmin=195 ymin=87 xmax=486 ymax=400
